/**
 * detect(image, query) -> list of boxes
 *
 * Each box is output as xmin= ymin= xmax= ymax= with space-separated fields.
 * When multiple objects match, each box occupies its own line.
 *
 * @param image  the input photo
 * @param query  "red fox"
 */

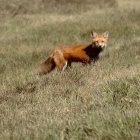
xmin=36 ymin=31 xmax=109 ymax=74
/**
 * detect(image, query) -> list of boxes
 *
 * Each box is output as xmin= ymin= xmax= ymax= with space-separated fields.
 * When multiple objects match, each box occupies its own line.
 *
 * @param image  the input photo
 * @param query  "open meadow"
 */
xmin=0 ymin=0 xmax=140 ymax=139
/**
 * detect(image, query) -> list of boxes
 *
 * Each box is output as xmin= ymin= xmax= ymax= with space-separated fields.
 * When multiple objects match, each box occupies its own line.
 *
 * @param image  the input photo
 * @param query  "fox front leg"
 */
xmin=81 ymin=55 xmax=91 ymax=65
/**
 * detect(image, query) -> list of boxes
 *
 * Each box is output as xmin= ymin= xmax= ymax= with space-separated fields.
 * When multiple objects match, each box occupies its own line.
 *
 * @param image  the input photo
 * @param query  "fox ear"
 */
xmin=102 ymin=31 xmax=109 ymax=38
xmin=91 ymin=32 xmax=98 ymax=38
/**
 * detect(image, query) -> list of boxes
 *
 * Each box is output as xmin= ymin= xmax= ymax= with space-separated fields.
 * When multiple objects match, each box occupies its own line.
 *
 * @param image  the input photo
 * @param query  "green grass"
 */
xmin=0 ymin=0 xmax=140 ymax=139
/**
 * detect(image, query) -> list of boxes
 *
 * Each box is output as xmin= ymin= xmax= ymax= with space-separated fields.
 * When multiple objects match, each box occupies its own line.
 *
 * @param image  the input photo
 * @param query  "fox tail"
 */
xmin=35 ymin=56 xmax=55 ymax=75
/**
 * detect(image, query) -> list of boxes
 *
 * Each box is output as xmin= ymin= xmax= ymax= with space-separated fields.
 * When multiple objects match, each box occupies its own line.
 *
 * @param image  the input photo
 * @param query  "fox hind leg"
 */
xmin=53 ymin=50 xmax=67 ymax=71
xmin=62 ymin=61 xmax=68 ymax=71
xmin=55 ymin=61 xmax=67 ymax=71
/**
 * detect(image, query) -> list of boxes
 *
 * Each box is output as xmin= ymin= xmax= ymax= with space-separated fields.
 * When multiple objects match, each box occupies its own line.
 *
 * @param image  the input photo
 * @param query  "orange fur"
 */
xmin=36 ymin=31 xmax=109 ymax=75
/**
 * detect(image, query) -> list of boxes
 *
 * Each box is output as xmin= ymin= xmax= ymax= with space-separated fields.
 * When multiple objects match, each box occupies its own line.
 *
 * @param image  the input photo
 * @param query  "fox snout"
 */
xmin=98 ymin=43 xmax=106 ymax=49
xmin=93 ymin=41 xmax=106 ymax=49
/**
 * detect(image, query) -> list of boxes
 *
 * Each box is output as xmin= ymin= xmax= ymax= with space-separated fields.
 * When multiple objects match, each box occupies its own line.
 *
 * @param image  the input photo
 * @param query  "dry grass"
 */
xmin=0 ymin=0 xmax=140 ymax=140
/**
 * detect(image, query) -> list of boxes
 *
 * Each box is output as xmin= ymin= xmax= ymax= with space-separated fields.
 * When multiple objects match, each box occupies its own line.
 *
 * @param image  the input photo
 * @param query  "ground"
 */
xmin=0 ymin=0 xmax=140 ymax=139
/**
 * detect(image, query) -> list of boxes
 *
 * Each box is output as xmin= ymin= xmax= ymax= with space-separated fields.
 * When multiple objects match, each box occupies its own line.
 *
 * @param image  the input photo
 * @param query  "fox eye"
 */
xmin=101 ymin=41 xmax=104 ymax=43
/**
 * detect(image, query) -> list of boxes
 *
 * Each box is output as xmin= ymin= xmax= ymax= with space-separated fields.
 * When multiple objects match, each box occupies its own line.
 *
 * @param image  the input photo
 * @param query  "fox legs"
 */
xmin=53 ymin=50 xmax=68 ymax=71
xmin=62 ymin=61 xmax=68 ymax=71
xmin=55 ymin=60 xmax=68 ymax=71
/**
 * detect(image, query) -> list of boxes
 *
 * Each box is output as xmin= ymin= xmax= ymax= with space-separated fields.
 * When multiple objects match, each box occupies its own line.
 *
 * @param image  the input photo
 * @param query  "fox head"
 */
xmin=91 ymin=31 xmax=109 ymax=49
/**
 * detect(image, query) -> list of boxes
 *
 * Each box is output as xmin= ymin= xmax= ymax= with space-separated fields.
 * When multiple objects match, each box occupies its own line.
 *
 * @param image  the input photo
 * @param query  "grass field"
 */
xmin=0 ymin=0 xmax=140 ymax=139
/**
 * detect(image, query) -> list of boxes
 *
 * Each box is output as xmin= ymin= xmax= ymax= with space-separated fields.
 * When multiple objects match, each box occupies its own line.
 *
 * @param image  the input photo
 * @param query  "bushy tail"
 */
xmin=36 ymin=57 xmax=55 ymax=75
